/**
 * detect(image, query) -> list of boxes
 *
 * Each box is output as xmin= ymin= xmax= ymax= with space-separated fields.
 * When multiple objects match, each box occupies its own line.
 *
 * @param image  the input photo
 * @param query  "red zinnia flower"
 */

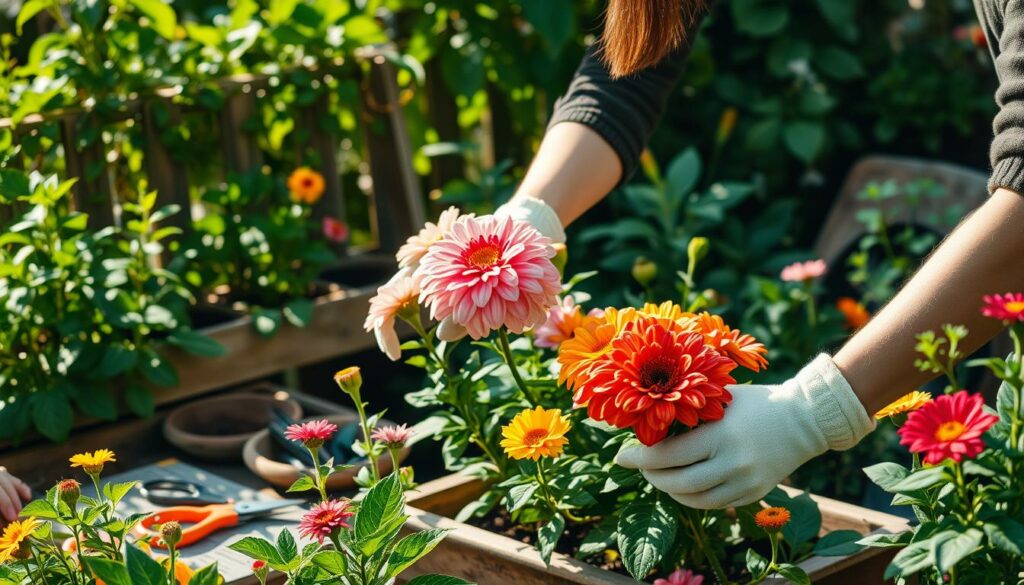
xmin=579 ymin=315 xmax=737 ymax=446
xmin=298 ymin=499 xmax=353 ymax=544
xmin=981 ymin=292 xmax=1024 ymax=322
xmin=322 ymin=217 xmax=349 ymax=244
xmin=897 ymin=391 xmax=998 ymax=465
xmin=285 ymin=420 xmax=339 ymax=449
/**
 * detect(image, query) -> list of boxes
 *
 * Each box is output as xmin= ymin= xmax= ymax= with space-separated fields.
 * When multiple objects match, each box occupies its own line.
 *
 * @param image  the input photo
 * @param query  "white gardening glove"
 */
xmin=616 ymin=354 xmax=875 ymax=509
xmin=495 ymin=196 xmax=566 ymax=244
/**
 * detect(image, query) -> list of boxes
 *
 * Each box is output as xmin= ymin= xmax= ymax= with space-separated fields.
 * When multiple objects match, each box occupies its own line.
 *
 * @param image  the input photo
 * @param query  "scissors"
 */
xmin=138 ymin=479 xmax=304 ymax=548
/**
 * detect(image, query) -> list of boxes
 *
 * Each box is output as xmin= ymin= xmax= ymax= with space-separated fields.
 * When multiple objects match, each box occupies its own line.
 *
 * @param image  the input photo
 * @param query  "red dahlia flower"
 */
xmin=580 ymin=315 xmax=737 ymax=445
xmin=897 ymin=391 xmax=998 ymax=464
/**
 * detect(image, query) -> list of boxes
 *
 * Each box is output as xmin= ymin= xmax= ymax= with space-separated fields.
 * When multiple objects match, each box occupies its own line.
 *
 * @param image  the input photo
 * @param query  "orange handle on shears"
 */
xmin=141 ymin=503 xmax=239 ymax=548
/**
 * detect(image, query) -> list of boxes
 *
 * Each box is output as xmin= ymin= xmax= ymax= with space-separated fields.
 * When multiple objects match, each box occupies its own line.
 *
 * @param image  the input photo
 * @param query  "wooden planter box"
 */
xmin=402 ymin=474 xmax=910 ymax=585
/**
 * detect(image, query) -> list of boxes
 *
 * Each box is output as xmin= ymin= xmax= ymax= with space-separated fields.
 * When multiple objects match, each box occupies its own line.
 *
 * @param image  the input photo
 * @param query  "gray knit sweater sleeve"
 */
xmin=547 ymin=37 xmax=697 ymax=184
xmin=988 ymin=0 xmax=1024 ymax=193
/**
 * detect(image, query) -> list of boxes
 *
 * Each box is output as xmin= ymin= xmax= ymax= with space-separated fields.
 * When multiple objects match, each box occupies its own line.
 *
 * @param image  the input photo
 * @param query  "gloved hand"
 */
xmin=495 ymin=196 xmax=566 ymax=244
xmin=434 ymin=197 xmax=565 ymax=341
xmin=616 ymin=354 xmax=875 ymax=509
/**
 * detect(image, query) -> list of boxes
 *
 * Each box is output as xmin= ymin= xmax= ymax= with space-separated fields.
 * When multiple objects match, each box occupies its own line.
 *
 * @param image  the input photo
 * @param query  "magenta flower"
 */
xmin=780 ymin=259 xmax=827 ymax=283
xmin=898 ymin=391 xmax=998 ymax=465
xmin=322 ymin=217 xmax=349 ymax=244
xmin=370 ymin=424 xmax=415 ymax=447
xmin=981 ymin=292 xmax=1024 ymax=322
xmin=416 ymin=214 xmax=561 ymax=339
xmin=654 ymin=568 xmax=704 ymax=585
xmin=285 ymin=419 xmax=339 ymax=449
xmin=298 ymin=499 xmax=353 ymax=544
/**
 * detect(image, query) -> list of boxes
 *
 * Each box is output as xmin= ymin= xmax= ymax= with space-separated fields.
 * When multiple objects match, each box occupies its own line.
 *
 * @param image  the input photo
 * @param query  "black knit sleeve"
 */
xmin=988 ymin=0 xmax=1024 ymax=194
xmin=547 ymin=27 xmax=700 ymax=185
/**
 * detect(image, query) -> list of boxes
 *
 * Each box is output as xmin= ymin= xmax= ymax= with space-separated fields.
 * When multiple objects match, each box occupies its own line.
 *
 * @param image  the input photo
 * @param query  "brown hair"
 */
xmin=601 ymin=0 xmax=704 ymax=78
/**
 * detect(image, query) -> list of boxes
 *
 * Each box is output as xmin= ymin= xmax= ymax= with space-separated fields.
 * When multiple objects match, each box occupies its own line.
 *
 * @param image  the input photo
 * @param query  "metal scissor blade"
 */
xmin=234 ymin=499 xmax=305 ymax=519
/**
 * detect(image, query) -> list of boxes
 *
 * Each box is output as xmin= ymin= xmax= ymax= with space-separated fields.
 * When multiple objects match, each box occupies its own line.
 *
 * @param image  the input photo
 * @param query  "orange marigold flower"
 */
xmin=580 ymin=314 xmax=737 ymax=445
xmin=981 ymin=292 xmax=1024 ymax=322
xmin=754 ymin=507 xmax=791 ymax=531
xmin=836 ymin=297 xmax=870 ymax=330
xmin=875 ymin=391 xmax=931 ymax=420
xmin=687 ymin=312 xmax=768 ymax=372
xmin=558 ymin=307 xmax=634 ymax=394
xmin=500 ymin=406 xmax=571 ymax=461
xmin=288 ymin=167 xmax=325 ymax=205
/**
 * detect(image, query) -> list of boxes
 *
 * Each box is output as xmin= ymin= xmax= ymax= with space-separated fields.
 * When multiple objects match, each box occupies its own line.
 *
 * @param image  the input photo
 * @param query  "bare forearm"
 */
xmin=513 ymin=122 xmax=623 ymax=226
xmin=834 ymin=188 xmax=1024 ymax=414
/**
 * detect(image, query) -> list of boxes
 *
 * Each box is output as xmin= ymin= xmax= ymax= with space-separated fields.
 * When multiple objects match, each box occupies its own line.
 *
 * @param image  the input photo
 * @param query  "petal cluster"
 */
xmin=500 ymin=406 xmax=571 ymax=461
xmin=780 ymin=259 xmax=826 ymax=283
xmin=579 ymin=314 xmax=737 ymax=445
xmin=298 ymin=499 xmax=353 ymax=544
xmin=875 ymin=390 xmax=931 ymax=420
xmin=397 ymin=206 xmax=466 ymax=269
xmin=285 ymin=419 xmax=339 ymax=448
xmin=981 ymin=292 xmax=1024 ymax=322
xmin=897 ymin=391 xmax=997 ymax=464
xmin=836 ymin=297 xmax=870 ymax=330
xmin=371 ymin=423 xmax=415 ymax=447
xmin=287 ymin=167 xmax=325 ymax=204
xmin=417 ymin=215 xmax=561 ymax=339
xmin=364 ymin=269 xmax=422 ymax=360
xmin=654 ymin=568 xmax=704 ymax=585
xmin=534 ymin=296 xmax=587 ymax=349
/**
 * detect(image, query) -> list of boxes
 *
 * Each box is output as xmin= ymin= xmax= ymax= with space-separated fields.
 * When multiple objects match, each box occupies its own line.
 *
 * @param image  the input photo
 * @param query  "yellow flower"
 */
xmin=288 ymin=167 xmax=326 ymax=204
xmin=500 ymin=407 xmax=571 ymax=461
xmin=0 ymin=517 xmax=40 ymax=564
xmin=875 ymin=391 xmax=932 ymax=420
xmin=69 ymin=449 xmax=116 ymax=475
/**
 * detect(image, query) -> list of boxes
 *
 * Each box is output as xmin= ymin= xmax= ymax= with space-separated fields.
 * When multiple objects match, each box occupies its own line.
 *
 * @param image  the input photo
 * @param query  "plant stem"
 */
xmin=803 ymin=282 xmax=817 ymax=328
xmin=536 ymin=460 xmax=592 ymax=524
xmin=498 ymin=327 xmax=539 ymax=407
xmin=167 ymin=545 xmax=177 ymax=585
xmin=953 ymin=462 xmax=972 ymax=524
xmin=306 ymin=446 xmax=329 ymax=502
xmin=352 ymin=394 xmax=381 ymax=484
xmin=689 ymin=511 xmax=728 ymax=584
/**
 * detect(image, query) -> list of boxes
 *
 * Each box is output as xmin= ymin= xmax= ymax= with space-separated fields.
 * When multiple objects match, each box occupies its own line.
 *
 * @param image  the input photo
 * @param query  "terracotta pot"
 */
xmin=242 ymin=413 xmax=410 ymax=490
xmin=401 ymin=474 xmax=911 ymax=585
xmin=163 ymin=392 xmax=302 ymax=461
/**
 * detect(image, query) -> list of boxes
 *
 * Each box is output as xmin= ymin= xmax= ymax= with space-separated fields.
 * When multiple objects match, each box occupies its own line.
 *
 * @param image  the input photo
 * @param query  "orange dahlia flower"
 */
xmin=836 ymin=297 xmax=870 ymax=330
xmin=558 ymin=307 xmax=634 ymax=394
xmin=288 ymin=167 xmax=326 ymax=204
xmin=580 ymin=314 xmax=737 ymax=445
xmin=686 ymin=312 xmax=768 ymax=372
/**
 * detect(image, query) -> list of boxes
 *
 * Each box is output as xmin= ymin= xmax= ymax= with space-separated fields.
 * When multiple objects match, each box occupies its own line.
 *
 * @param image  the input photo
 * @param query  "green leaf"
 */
xmin=405 ymin=576 xmax=474 ymax=585
xmin=228 ymin=536 xmax=285 ymax=567
xmin=764 ymin=489 xmax=820 ymax=545
xmin=286 ymin=475 xmax=317 ymax=494
xmin=814 ymin=46 xmax=864 ymax=80
xmin=127 ymin=0 xmax=177 ymax=39
xmin=124 ymin=384 xmax=155 ymax=418
xmin=19 ymin=499 xmax=58 ymax=520
xmin=783 ymin=121 xmax=825 ymax=163
xmin=104 ymin=481 xmax=137 ymax=507
xmin=311 ymin=550 xmax=347 ymax=574
xmin=862 ymin=462 xmax=910 ymax=493
xmin=885 ymin=538 xmax=934 ymax=579
xmin=82 ymin=557 xmax=131 ymax=585
xmin=775 ymin=564 xmax=810 ymax=585
xmin=355 ymin=474 xmax=407 ymax=556
xmin=283 ymin=298 xmax=314 ymax=328
xmin=665 ymin=148 xmax=701 ymax=202
xmin=520 ymin=0 xmax=575 ymax=55
xmin=932 ymin=528 xmax=982 ymax=573
xmin=731 ymin=0 xmax=789 ymax=37
xmin=576 ymin=523 xmax=617 ymax=559
xmin=506 ymin=483 xmax=538 ymax=513
xmin=99 ymin=345 xmax=139 ymax=378
xmin=188 ymin=564 xmax=221 ymax=585
xmin=252 ymin=308 xmax=281 ymax=337
xmin=16 ymin=0 xmax=50 ymax=34
xmin=385 ymin=528 xmax=449 ymax=579
xmin=813 ymin=530 xmax=865 ymax=556
xmin=277 ymin=528 xmax=298 ymax=563
xmin=984 ymin=517 xmax=1024 ymax=556
xmin=74 ymin=387 xmax=119 ymax=421
xmin=857 ymin=531 xmax=912 ymax=548
xmin=125 ymin=543 xmax=166 ymax=585
xmin=536 ymin=513 xmax=565 ymax=565
xmin=746 ymin=548 xmax=768 ymax=577
xmin=31 ymin=391 xmax=73 ymax=442
xmin=139 ymin=350 xmax=179 ymax=387
xmin=166 ymin=330 xmax=227 ymax=357
xmin=267 ymin=0 xmax=299 ymax=24
xmin=617 ymin=499 xmax=677 ymax=580
xmin=889 ymin=466 xmax=947 ymax=492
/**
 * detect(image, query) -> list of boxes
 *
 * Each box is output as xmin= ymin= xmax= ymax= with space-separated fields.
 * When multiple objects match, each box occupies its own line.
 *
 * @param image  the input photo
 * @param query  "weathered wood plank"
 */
xmin=297 ymin=91 xmax=347 ymax=255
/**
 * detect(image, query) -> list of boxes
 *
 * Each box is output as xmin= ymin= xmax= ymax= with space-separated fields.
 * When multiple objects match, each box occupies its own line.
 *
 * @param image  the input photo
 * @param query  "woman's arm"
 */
xmin=836 ymin=187 xmax=1024 ymax=413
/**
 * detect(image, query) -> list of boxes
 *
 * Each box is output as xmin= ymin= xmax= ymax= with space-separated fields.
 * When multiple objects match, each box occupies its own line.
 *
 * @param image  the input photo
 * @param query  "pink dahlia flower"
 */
xmin=397 ymin=206 xmax=466 ymax=269
xmin=298 ymin=499 xmax=353 ymax=544
xmin=285 ymin=419 xmax=339 ymax=449
xmin=780 ymin=259 xmax=827 ymax=283
xmin=534 ymin=296 xmax=586 ymax=349
xmin=371 ymin=424 xmax=415 ymax=447
xmin=416 ymin=215 xmax=561 ymax=339
xmin=364 ymin=269 xmax=422 ymax=361
xmin=898 ymin=391 xmax=998 ymax=465
xmin=654 ymin=568 xmax=704 ymax=585
xmin=981 ymin=292 xmax=1024 ymax=322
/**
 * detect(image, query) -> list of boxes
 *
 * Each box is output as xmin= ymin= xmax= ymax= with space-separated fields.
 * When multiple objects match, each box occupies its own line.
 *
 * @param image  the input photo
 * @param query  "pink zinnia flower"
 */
xmin=297 ymin=499 xmax=353 ymax=544
xmin=397 ymin=206 xmax=465 ymax=269
xmin=416 ymin=215 xmax=561 ymax=340
xmin=780 ymin=259 xmax=827 ymax=283
xmin=322 ymin=217 xmax=349 ymax=244
xmin=371 ymin=424 xmax=415 ymax=447
xmin=981 ymin=292 xmax=1024 ymax=322
xmin=285 ymin=419 xmax=339 ymax=449
xmin=534 ymin=296 xmax=586 ymax=349
xmin=364 ymin=269 xmax=421 ymax=361
xmin=898 ymin=391 xmax=998 ymax=465
xmin=654 ymin=568 xmax=704 ymax=585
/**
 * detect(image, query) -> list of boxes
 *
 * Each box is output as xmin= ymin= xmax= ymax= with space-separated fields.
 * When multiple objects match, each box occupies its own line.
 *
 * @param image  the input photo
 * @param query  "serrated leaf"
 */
xmin=385 ymin=528 xmax=448 ymax=579
xmin=405 ymin=576 xmax=474 ymax=585
xmin=228 ymin=536 xmax=285 ymax=567
xmin=286 ymin=475 xmax=317 ymax=494
xmin=505 ymin=483 xmax=538 ymax=513
xmin=617 ymin=499 xmax=677 ymax=579
xmin=536 ymin=513 xmax=565 ymax=565
xmin=125 ymin=543 xmax=165 ymax=585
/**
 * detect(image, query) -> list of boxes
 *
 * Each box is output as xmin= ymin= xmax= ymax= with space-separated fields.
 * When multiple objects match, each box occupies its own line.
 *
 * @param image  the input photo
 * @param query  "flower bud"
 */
xmin=551 ymin=243 xmax=568 ymax=276
xmin=333 ymin=366 xmax=362 ymax=397
xmin=716 ymin=107 xmax=738 ymax=144
xmin=631 ymin=257 xmax=657 ymax=287
xmin=252 ymin=560 xmax=269 ymax=583
xmin=57 ymin=479 xmax=81 ymax=509
xmin=160 ymin=521 xmax=183 ymax=548
xmin=687 ymin=236 xmax=710 ymax=266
